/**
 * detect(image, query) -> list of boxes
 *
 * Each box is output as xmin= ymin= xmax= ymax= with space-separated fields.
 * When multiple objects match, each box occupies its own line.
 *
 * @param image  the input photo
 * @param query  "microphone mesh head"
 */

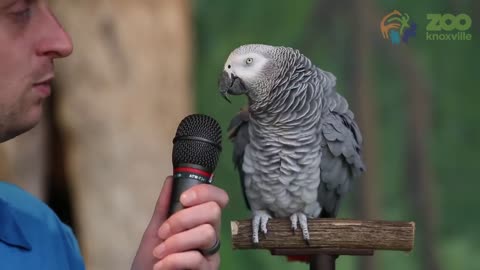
xmin=172 ymin=114 xmax=222 ymax=172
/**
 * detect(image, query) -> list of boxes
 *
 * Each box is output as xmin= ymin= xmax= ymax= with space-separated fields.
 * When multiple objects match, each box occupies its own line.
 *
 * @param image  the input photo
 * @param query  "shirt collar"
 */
xmin=0 ymin=198 xmax=32 ymax=250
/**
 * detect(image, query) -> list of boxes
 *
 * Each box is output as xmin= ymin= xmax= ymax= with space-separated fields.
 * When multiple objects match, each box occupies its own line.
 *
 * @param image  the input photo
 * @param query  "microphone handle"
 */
xmin=168 ymin=164 xmax=213 ymax=216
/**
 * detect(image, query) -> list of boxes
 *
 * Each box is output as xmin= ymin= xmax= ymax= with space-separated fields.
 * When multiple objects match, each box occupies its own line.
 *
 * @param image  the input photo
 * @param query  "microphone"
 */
xmin=169 ymin=114 xmax=223 ymax=216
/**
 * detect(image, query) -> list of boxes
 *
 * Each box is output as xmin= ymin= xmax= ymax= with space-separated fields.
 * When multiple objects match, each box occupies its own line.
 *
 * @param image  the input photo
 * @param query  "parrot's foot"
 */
xmin=252 ymin=210 xmax=271 ymax=244
xmin=289 ymin=212 xmax=310 ymax=245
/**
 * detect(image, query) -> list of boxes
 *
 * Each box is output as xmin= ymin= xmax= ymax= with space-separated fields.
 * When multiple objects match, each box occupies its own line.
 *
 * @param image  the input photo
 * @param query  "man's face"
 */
xmin=0 ymin=0 xmax=72 ymax=142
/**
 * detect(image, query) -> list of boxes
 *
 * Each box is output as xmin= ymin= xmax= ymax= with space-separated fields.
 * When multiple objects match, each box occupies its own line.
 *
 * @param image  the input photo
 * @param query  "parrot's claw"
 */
xmin=252 ymin=210 xmax=271 ymax=244
xmin=290 ymin=212 xmax=310 ymax=245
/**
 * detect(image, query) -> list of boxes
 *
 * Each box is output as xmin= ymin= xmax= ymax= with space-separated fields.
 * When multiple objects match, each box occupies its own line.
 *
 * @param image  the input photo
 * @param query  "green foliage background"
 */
xmin=192 ymin=1 xmax=479 ymax=269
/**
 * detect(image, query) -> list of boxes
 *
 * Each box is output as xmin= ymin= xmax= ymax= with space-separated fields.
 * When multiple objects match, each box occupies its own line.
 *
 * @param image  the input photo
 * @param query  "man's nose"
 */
xmin=36 ymin=9 xmax=73 ymax=59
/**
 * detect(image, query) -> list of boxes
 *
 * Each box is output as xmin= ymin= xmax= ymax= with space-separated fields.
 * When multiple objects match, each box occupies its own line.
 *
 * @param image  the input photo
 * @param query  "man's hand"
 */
xmin=131 ymin=176 xmax=229 ymax=270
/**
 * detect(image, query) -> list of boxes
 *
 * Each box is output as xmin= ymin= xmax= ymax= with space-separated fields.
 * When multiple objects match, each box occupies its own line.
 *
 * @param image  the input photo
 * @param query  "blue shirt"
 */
xmin=0 ymin=182 xmax=85 ymax=270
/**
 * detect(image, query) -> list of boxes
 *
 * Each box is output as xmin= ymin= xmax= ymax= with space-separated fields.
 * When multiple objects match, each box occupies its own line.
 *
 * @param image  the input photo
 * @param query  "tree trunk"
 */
xmin=50 ymin=1 xmax=193 ymax=269
xmin=399 ymin=47 xmax=441 ymax=270
xmin=349 ymin=2 xmax=380 ymax=270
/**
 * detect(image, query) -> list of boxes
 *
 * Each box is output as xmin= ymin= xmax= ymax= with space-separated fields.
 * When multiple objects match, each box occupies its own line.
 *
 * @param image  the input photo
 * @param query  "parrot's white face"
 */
xmin=224 ymin=52 xmax=269 ymax=84
xmin=219 ymin=44 xmax=279 ymax=105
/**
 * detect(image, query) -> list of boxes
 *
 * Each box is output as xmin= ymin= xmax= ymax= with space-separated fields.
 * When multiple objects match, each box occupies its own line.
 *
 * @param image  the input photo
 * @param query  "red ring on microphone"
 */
xmin=174 ymin=167 xmax=213 ymax=178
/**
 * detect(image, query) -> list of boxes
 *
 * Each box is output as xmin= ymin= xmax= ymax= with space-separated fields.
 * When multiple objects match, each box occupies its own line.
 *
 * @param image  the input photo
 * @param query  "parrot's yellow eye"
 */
xmin=246 ymin=58 xmax=253 ymax=64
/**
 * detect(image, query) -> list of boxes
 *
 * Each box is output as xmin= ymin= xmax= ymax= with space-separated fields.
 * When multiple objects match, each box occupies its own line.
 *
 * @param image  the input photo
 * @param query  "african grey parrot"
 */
xmin=218 ymin=44 xmax=365 ymax=244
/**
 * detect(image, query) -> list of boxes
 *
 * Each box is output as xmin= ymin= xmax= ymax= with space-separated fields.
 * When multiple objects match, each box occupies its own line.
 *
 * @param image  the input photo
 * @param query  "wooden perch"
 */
xmin=231 ymin=218 xmax=415 ymax=254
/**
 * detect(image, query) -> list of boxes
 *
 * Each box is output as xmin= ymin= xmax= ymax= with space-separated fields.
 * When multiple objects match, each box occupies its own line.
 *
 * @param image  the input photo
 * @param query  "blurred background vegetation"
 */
xmin=193 ymin=0 xmax=479 ymax=269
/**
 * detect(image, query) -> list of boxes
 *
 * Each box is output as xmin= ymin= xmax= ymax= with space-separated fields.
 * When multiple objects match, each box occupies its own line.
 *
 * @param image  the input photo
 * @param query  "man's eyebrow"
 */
xmin=0 ymin=0 xmax=18 ymax=10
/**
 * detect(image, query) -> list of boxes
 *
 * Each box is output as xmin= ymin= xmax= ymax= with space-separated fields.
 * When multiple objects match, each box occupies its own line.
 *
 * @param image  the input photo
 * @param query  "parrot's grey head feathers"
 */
xmin=219 ymin=44 xmax=299 ymax=107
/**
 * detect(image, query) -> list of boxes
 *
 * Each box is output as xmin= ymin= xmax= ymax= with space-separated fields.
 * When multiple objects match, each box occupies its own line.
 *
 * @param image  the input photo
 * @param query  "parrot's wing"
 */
xmin=319 ymin=110 xmax=365 ymax=217
xmin=228 ymin=107 xmax=251 ymax=209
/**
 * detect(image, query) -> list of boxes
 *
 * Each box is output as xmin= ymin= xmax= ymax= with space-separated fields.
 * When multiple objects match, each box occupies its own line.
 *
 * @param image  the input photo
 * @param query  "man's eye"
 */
xmin=11 ymin=8 xmax=31 ymax=22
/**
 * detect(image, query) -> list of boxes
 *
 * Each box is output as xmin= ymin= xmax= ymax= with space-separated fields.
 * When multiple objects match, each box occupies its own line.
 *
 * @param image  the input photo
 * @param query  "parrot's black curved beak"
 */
xmin=218 ymin=71 xmax=248 ymax=103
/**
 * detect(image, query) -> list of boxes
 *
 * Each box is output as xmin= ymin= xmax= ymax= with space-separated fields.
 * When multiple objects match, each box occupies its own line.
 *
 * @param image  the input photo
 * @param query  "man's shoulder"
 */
xmin=0 ymin=181 xmax=56 ymax=221
xmin=0 ymin=182 xmax=85 ymax=269
xmin=0 ymin=181 xmax=78 ymax=248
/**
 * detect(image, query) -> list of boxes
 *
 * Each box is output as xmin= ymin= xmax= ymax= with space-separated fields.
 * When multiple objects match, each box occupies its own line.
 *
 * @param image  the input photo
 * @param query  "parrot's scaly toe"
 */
xmin=290 ymin=212 xmax=310 ymax=244
xmin=298 ymin=213 xmax=310 ymax=245
xmin=290 ymin=212 xmax=298 ymax=234
xmin=252 ymin=210 xmax=271 ymax=243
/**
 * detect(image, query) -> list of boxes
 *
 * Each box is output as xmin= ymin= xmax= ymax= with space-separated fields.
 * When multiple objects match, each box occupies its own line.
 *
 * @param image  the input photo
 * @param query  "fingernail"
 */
xmin=153 ymin=243 xmax=166 ymax=259
xmin=157 ymin=223 xmax=170 ymax=240
xmin=180 ymin=190 xmax=196 ymax=205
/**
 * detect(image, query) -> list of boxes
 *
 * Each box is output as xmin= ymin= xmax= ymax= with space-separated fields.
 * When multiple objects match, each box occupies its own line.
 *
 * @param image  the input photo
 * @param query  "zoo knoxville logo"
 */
xmin=426 ymin=13 xmax=472 ymax=41
xmin=380 ymin=10 xmax=417 ymax=45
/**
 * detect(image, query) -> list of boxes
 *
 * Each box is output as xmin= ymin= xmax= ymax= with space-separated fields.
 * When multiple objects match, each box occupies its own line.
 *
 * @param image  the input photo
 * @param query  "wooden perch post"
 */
xmin=231 ymin=218 xmax=415 ymax=270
